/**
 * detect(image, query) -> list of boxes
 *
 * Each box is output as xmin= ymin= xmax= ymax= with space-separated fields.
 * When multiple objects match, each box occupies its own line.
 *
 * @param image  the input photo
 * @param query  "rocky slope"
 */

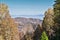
xmin=14 ymin=17 xmax=42 ymax=40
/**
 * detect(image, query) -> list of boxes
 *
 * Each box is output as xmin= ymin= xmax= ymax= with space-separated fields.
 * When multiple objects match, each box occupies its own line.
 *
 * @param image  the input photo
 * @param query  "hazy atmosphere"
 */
xmin=0 ymin=0 xmax=54 ymax=20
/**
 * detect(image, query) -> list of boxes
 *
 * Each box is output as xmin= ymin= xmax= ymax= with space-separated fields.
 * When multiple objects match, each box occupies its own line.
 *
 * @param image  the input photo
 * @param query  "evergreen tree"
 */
xmin=42 ymin=8 xmax=55 ymax=40
xmin=40 ymin=31 xmax=49 ymax=40
xmin=0 ymin=4 xmax=20 ymax=40
xmin=54 ymin=0 xmax=60 ymax=40
xmin=33 ymin=24 xmax=42 ymax=40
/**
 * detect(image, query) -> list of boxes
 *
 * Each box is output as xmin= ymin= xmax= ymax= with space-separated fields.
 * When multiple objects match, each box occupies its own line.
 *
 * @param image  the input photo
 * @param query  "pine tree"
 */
xmin=0 ymin=4 xmax=20 ymax=40
xmin=54 ymin=0 xmax=60 ymax=40
xmin=42 ymin=8 xmax=54 ymax=31
xmin=40 ymin=31 xmax=49 ymax=40
xmin=42 ymin=9 xmax=54 ymax=40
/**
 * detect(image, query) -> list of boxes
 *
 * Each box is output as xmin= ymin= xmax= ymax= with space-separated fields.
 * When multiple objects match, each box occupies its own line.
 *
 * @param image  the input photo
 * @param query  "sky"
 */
xmin=0 ymin=0 xmax=54 ymax=20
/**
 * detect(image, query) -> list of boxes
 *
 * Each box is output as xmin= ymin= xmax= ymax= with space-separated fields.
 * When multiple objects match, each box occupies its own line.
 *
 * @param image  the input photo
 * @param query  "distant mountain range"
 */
xmin=12 ymin=15 xmax=44 ymax=20
xmin=14 ymin=17 xmax=42 ymax=25
xmin=12 ymin=15 xmax=44 ymax=16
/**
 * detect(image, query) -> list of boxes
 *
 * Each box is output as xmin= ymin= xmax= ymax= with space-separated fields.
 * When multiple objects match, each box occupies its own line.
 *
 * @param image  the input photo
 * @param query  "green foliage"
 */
xmin=54 ymin=0 xmax=60 ymax=40
xmin=40 ymin=31 xmax=49 ymax=40
xmin=54 ymin=0 xmax=60 ymax=24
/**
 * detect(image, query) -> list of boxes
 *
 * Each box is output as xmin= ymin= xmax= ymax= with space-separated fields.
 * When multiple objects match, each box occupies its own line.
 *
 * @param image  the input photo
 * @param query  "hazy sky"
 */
xmin=0 ymin=0 xmax=54 ymax=20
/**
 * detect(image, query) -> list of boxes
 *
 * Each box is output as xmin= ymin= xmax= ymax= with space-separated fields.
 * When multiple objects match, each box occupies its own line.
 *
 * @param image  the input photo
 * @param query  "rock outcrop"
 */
xmin=14 ymin=17 xmax=42 ymax=40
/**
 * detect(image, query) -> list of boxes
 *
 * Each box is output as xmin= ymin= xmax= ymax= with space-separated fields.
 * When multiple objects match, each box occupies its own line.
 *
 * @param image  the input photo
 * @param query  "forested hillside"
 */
xmin=0 ymin=0 xmax=60 ymax=40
